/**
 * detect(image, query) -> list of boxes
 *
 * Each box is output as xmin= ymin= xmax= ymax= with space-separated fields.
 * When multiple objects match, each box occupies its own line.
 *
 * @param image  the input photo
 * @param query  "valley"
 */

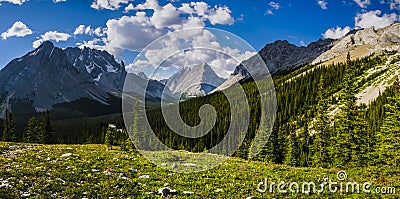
xmin=0 ymin=142 xmax=398 ymax=198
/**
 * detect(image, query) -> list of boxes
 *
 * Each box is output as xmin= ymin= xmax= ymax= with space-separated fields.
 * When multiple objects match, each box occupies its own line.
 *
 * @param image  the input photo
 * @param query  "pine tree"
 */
xmin=3 ymin=108 xmax=17 ymax=142
xmin=104 ymin=125 xmax=115 ymax=149
xmin=41 ymin=111 xmax=54 ymax=144
xmin=346 ymin=51 xmax=351 ymax=65
xmin=375 ymin=83 xmax=400 ymax=167
xmin=298 ymin=121 xmax=311 ymax=167
xmin=284 ymin=127 xmax=299 ymax=166
xmin=310 ymin=77 xmax=331 ymax=168
xmin=24 ymin=117 xmax=38 ymax=143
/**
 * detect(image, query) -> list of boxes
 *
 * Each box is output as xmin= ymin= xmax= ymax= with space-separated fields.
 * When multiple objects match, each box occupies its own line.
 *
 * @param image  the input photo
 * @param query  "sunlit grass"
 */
xmin=0 ymin=142 xmax=398 ymax=198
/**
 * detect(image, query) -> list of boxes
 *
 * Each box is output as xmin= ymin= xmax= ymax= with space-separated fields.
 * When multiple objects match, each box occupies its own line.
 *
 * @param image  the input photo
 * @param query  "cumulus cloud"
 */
xmin=106 ymin=0 xmax=235 ymax=55
xmin=207 ymin=6 xmax=234 ymax=25
xmin=76 ymin=38 xmax=106 ymax=50
xmin=73 ymin=24 xmax=105 ymax=36
xmin=104 ymin=13 xmax=167 ymax=55
xmin=73 ymin=25 xmax=85 ymax=35
xmin=32 ymin=31 xmax=71 ymax=48
xmin=102 ymin=0 xmax=242 ymax=79
xmin=126 ymin=28 xmax=256 ymax=79
xmin=355 ymin=10 xmax=399 ymax=29
xmin=318 ymin=0 xmax=328 ymax=9
xmin=53 ymin=0 xmax=66 ymax=3
xmin=0 ymin=0 xmax=28 ymax=5
xmin=353 ymin=0 xmax=371 ymax=8
xmin=91 ymin=0 xmax=131 ymax=10
xmin=1 ymin=21 xmax=33 ymax=40
xmin=268 ymin=2 xmax=280 ymax=10
xmin=323 ymin=26 xmax=351 ymax=39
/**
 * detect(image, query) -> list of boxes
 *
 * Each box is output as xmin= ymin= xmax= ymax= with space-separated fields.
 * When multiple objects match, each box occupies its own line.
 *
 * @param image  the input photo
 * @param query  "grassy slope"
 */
xmin=0 ymin=142 xmax=398 ymax=198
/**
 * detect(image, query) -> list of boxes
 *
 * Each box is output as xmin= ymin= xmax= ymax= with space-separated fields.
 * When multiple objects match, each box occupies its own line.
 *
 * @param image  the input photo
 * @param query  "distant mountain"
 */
xmin=231 ymin=39 xmax=334 ymax=80
xmin=64 ymin=46 xmax=127 ymax=92
xmin=0 ymin=41 xmax=171 ymax=117
xmin=313 ymin=22 xmax=400 ymax=64
xmin=165 ymin=63 xmax=226 ymax=96
xmin=218 ymin=23 xmax=400 ymax=91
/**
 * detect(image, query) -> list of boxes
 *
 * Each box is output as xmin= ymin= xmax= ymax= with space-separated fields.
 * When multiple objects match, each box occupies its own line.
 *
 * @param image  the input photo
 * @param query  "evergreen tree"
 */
xmin=3 ymin=108 xmax=17 ymax=142
xmin=310 ymin=77 xmax=331 ymax=168
xmin=24 ymin=117 xmax=38 ymax=143
xmin=346 ymin=51 xmax=351 ymax=65
xmin=298 ymin=121 xmax=311 ymax=167
xmin=284 ymin=124 xmax=299 ymax=166
xmin=104 ymin=125 xmax=115 ymax=149
xmin=375 ymin=81 xmax=400 ymax=167
xmin=41 ymin=111 xmax=54 ymax=144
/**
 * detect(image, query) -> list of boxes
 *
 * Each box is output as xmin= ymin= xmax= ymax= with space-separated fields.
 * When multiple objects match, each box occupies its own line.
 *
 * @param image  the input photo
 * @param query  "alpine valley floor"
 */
xmin=0 ymin=142 xmax=398 ymax=198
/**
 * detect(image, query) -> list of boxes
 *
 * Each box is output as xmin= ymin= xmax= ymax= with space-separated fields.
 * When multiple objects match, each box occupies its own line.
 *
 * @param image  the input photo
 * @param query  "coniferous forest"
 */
xmin=1 ymin=51 xmax=399 ymax=170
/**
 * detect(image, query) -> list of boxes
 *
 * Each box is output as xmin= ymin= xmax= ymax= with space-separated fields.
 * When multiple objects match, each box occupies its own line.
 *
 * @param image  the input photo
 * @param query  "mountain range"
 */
xmin=0 ymin=23 xmax=399 ymax=120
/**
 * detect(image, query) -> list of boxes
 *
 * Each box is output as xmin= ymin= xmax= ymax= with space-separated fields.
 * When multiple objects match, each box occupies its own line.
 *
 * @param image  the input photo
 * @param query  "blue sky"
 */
xmin=0 ymin=0 xmax=399 ymax=77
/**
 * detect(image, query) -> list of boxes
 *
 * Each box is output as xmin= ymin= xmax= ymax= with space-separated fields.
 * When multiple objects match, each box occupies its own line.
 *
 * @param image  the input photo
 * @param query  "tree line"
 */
xmin=0 ymin=110 xmax=55 ymax=144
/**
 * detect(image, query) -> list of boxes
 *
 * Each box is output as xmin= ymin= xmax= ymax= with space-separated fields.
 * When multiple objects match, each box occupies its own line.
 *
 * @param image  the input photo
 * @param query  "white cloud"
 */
xmin=318 ymin=0 xmax=328 ymax=9
xmin=268 ymin=2 xmax=280 ymax=10
xmin=104 ymin=13 xmax=167 ymax=55
xmin=32 ymin=31 xmax=71 ymax=48
xmin=128 ymin=0 xmax=234 ymax=27
xmin=126 ymin=28 xmax=256 ymax=79
xmin=0 ymin=0 xmax=28 ymax=5
xmin=76 ymin=38 xmax=105 ymax=50
xmin=353 ymin=0 xmax=371 ymax=8
xmin=124 ymin=3 xmax=134 ymax=12
xmin=207 ymin=6 xmax=234 ymax=25
xmin=53 ymin=0 xmax=66 ymax=3
xmin=150 ymin=3 xmax=181 ymax=29
xmin=105 ymin=0 xmax=235 ymax=55
xmin=266 ymin=1 xmax=280 ymax=15
xmin=322 ymin=26 xmax=351 ymax=39
xmin=1 ymin=21 xmax=33 ymax=40
xmin=91 ymin=0 xmax=130 ymax=10
xmin=73 ymin=24 xmax=106 ymax=36
xmin=355 ymin=10 xmax=399 ymax=29
xmin=266 ymin=9 xmax=274 ymax=15
xmin=73 ymin=25 xmax=85 ymax=35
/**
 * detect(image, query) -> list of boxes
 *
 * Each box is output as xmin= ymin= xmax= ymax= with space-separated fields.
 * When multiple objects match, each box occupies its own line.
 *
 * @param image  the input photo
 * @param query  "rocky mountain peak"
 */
xmin=165 ymin=62 xmax=226 ymax=96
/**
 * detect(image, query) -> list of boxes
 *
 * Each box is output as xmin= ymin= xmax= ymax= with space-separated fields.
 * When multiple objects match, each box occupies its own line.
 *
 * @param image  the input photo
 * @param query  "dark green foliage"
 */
xmin=2 ymin=108 xmax=17 ymax=142
xmin=141 ymin=52 xmax=395 ymax=169
xmin=310 ymin=77 xmax=331 ymax=168
xmin=3 ymin=51 xmax=399 ymax=170
xmin=375 ymin=79 xmax=400 ymax=167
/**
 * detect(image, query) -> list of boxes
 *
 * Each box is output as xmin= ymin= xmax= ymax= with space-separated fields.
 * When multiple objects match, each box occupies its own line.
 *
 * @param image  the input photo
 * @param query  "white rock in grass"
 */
xmin=138 ymin=175 xmax=149 ymax=179
xmin=183 ymin=163 xmax=197 ymax=167
xmin=61 ymin=153 xmax=72 ymax=157
xmin=215 ymin=188 xmax=223 ymax=193
xmin=158 ymin=187 xmax=177 ymax=195
xmin=161 ymin=163 xmax=167 ymax=167
xmin=171 ymin=164 xmax=178 ymax=169
xmin=183 ymin=191 xmax=194 ymax=195
xmin=21 ymin=193 xmax=30 ymax=198
xmin=129 ymin=167 xmax=137 ymax=172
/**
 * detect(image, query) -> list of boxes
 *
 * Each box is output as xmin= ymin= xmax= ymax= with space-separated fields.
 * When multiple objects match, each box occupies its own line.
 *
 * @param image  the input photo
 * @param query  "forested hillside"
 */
xmin=1 ymin=51 xmax=399 ymax=170
xmin=145 ymin=50 xmax=400 ymax=168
